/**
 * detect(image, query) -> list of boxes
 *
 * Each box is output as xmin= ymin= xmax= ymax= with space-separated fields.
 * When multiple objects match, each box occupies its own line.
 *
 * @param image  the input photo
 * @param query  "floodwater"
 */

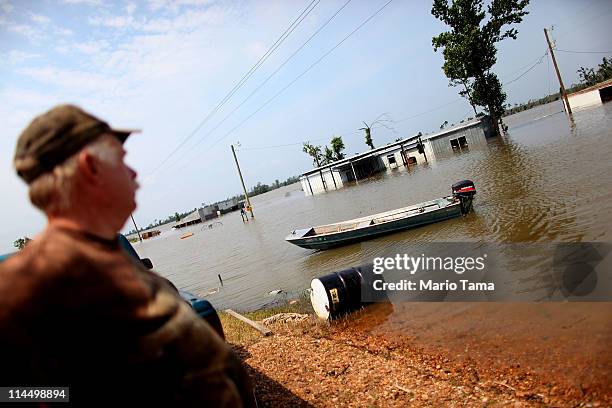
xmin=134 ymin=100 xmax=612 ymax=311
xmin=135 ymin=99 xmax=612 ymax=395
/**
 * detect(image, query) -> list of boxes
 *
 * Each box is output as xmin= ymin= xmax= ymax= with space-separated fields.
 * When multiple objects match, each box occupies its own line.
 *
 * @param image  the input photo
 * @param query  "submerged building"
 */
xmin=566 ymin=79 xmax=612 ymax=111
xmin=300 ymin=116 xmax=494 ymax=196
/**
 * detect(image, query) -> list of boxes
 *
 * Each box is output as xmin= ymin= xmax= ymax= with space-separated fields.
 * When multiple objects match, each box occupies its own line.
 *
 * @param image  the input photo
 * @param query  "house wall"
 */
xmin=300 ymin=177 xmax=313 ymax=195
xmin=568 ymin=89 xmax=603 ymax=111
xmin=302 ymin=169 xmax=344 ymax=196
xmin=218 ymin=199 xmax=239 ymax=211
xmin=427 ymin=124 xmax=486 ymax=155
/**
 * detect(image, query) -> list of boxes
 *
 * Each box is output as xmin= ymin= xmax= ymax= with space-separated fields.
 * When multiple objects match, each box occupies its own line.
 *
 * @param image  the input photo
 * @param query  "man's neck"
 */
xmin=47 ymin=214 xmax=117 ymax=240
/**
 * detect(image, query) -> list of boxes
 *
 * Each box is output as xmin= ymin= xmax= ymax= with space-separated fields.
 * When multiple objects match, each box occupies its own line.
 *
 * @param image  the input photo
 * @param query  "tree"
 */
xmin=431 ymin=0 xmax=529 ymax=136
xmin=330 ymin=136 xmax=346 ymax=160
xmin=323 ymin=146 xmax=335 ymax=165
xmin=302 ymin=142 xmax=323 ymax=168
xmin=360 ymin=122 xmax=375 ymax=149
xmin=174 ymin=212 xmax=180 ymax=222
xmin=440 ymin=120 xmax=449 ymax=129
xmin=13 ymin=237 xmax=31 ymax=250
xmin=578 ymin=57 xmax=612 ymax=86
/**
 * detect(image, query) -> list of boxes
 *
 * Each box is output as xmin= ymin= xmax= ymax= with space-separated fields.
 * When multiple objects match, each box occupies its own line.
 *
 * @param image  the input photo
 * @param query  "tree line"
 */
xmin=125 ymin=175 xmax=300 ymax=235
xmin=504 ymin=56 xmax=612 ymax=116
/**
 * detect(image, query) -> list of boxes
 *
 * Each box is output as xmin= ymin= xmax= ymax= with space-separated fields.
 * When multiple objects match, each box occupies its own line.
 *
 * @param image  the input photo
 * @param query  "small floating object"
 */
xmin=207 ymin=287 xmax=219 ymax=295
xmin=268 ymin=289 xmax=284 ymax=296
xmin=180 ymin=232 xmax=194 ymax=239
xmin=286 ymin=180 xmax=476 ymax=250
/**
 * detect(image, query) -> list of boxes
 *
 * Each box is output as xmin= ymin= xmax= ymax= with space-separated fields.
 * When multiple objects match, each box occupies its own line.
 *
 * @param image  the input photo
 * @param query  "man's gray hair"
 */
xmin=28 ymin=135 xmax=119 ymax=213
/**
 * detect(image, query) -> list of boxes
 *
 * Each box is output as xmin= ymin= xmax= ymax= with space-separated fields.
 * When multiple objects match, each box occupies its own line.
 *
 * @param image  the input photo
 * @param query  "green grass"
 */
xmin=220 ymin=296 xmax=317 ymax=346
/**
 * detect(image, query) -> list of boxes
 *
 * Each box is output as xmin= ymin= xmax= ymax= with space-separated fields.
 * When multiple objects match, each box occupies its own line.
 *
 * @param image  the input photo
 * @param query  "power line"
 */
xmin=173 ymin=0 xmax=355 ymax=161
xmin=145 ymin=0 xmax=320 ymax=176
xmin=503 ymin=51 xmax=548 ymax=86
xmin=500 ymin=49 xmax=548 ymax=80
xmin=393 ymin=98 xmax=463 ymax=123
xmin=206 ymin=0 xmax=396 ymax=151
xmin=556 ymin=49 xmax=611 ymax=54
xmin=238 ymin=138 xmax=329 ymax=151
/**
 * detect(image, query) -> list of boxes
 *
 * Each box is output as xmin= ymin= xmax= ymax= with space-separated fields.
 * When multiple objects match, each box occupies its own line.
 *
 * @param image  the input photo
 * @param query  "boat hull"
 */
xmin=287 ymin=202 xmax=462 ymax=250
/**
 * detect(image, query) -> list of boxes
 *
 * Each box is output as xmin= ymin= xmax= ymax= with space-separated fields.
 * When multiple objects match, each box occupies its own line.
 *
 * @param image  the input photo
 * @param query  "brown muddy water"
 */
xmin=135 ymin=100 xmax=612 ymax=395
xmin=134 ymin=100 xmax=612 ymax=311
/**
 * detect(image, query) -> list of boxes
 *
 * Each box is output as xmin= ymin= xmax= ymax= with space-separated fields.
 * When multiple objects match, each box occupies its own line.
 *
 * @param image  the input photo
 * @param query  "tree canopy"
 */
xmin=302 ymin=142 xmax=323 ymax=168
xmin=330 ymin=136 xmax=346 ymax=160
xmin=578 ymin=57 xmax=612 ymax=87
xmin=431 ymin=0 xmax=529 ymax=134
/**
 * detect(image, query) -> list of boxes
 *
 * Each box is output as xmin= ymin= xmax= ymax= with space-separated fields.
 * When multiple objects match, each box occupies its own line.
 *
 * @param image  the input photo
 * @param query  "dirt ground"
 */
xmin=225 ymin=302 xmax=612 ymax=407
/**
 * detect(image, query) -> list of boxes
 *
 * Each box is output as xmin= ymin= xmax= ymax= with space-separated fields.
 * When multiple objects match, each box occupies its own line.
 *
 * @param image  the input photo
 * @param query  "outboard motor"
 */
xmin=452 ymin=180 xmax=476 ymax=215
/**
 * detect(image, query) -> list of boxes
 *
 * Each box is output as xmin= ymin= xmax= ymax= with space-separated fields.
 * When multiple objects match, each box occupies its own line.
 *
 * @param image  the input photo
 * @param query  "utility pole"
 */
xmin=544 ymin=28 xmax=573 ymax=118
xmin=130 ymin=213 xmax=142 ymax=242
xmin=417 ymin=135 xmax=428 ymax=163
xmin=231 ymin=144 xmax=254 ymax=218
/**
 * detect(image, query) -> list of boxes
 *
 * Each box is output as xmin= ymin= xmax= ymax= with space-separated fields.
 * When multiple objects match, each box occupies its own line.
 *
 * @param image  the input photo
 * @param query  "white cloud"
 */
xmin=246 ymin=41 xmax=266 ymax=61
xmin=18 ymin=66 xmax=120 ymax=94
xmin=6 ymin=23 xmax=38 ymax=37
xmin=5 ymin=50 xmax=40 ymax=64
xmin=72 ymin=39 xmax=108 ymax=54
xmin=135 ymin=7 xmax=226 ymax=33
xmin=62 ymin=0 xmax=102 ymax=5
xmin=88 ymin=14 xmax=134 ymax=28
xmin=30 ymin=13 xmax=50 ymax=25
xmin=0 ymin=0 xmax=14 ymax=14
xmin=148 ymin=0 xmax=215 ymax=12
xmin=126 ymin=2 xmax=136 ymax=15
xmin=54 ymin=27 xmax=73 ymax=36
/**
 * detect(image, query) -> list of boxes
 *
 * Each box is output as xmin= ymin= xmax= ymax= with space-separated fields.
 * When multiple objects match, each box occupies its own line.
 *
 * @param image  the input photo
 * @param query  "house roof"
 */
xmin=173 ymin=209 xmax=201 ymax=226
xmin=299 ymin=118 xmax=484 ymax=177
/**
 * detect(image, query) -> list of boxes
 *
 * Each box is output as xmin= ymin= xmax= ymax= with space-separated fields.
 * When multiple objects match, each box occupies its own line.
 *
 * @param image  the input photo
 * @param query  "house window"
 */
xmin=450 ymin=136 xmax=469 ymax=150
xmin=407 ymin=156 xmax=417 ymax=165
xmin=387 ymin=154 xmax=396 ymax=165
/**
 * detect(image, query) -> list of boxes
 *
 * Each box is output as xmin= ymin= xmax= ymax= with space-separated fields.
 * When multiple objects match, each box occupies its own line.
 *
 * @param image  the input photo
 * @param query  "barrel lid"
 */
xmin=310 ymin=278 xmax=330 ymax=320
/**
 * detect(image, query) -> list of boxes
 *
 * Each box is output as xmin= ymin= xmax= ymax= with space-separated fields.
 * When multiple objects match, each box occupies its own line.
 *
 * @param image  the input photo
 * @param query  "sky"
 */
xmin=1 ymin=0 xmax=611 ymax=252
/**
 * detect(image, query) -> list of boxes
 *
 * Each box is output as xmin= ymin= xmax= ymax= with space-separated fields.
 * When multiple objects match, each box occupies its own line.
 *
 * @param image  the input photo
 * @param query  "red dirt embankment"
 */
xmin=233 ymin=302 xmax=611 ymax=407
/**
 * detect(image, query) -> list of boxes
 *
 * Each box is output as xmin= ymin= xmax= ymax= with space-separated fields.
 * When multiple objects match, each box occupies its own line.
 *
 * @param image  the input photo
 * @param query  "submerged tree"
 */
xmin=577 ymin=57 xmax=612 ymax=87
xmin=431 ymin=0 xmax=529 ymax=135
xmin=302 ymin=142 xmax=323 ymax=168
xmin=360 ymin=122 xmax=375 ymax=149
xmin=330 ymin=136 xmax=346 ymax=160
xmin=323 ymin=146 xmax=335 ymax=165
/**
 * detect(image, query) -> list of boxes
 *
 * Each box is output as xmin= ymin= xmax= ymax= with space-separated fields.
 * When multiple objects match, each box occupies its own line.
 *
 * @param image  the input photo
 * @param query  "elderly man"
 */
xmin=0 ymin=105 xmax=254 ymax=406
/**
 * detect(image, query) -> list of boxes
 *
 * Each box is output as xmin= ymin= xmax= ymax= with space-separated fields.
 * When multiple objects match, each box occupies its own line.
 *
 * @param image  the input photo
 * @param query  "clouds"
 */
xmin=88 ymin=14 xmax=134 ymax=28
xmin=62 ymin=0 xmax=102 ymax=5
xmin=4 ymin=49 xmax=39 ymax=64
xmin=29 ymin=13 xmax=50 ymax=25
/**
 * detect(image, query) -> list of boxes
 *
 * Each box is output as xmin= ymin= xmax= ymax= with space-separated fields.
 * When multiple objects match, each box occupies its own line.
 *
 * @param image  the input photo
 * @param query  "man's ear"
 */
xmin=78 ymin=150 xmax=98 ymax=184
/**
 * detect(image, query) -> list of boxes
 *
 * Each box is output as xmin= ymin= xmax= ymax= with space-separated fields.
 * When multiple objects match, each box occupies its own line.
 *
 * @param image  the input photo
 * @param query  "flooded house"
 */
xmin=173 ymin=210 xmax=204 ymax=229
xmin=566 ymin=79 xmax=612 ymax=111
xmin=300 ymin=116 xmax=494 ymax=196
xmin=217 ymin=198 xmax=241 ymax=214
